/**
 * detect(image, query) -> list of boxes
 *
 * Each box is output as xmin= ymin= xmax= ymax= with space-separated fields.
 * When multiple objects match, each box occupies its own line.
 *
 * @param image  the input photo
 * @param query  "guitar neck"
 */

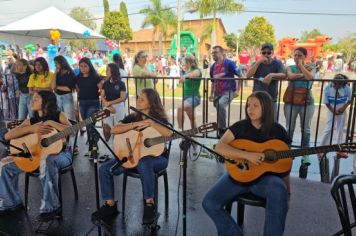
xmin=44 ymin=118 xmax=94 ymax=145
xmin=146 ymin=128 xmax=199 ymax=146
xmin=274 ymin=144 xmax=341 ymax=159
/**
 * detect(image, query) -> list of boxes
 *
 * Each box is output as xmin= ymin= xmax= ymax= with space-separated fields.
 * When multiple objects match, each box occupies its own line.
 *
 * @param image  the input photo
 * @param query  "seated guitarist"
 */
xmin=91 ymin=88 xmax=172 ymax=225
xmin=0 ymin=91 xmax=72 ymax=220
xmin=203 ymin=91 xmax=291 ymax=236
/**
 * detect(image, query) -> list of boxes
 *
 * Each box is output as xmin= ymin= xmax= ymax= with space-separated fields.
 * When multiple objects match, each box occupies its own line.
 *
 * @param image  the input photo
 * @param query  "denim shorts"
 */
xmin=184 ymin=95 xmax=201 ymax=108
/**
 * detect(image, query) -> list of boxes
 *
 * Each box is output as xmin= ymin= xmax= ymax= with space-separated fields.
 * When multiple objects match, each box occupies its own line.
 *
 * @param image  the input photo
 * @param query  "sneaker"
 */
xmin=299 ymin=162 xmax=309 ymax=179
xmin=103 ymin=124 xmax=112 ymax=142
xmin=143 ymin=202 xmax=156 ymax=225
xmin=38 ymin=208 xmax=62 ymax=222
xmin=0 ymin=203 xmax=24 ymax=216
xmin=91 ymin=202 xmax=118 ymax=222
xmin=99 ymin=155 xmax=110 ymax=163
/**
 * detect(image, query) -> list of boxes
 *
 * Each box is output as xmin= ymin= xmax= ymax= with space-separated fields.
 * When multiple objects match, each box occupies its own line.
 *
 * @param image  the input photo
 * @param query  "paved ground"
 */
xmin=0 ymin=131 xmax=354 ymax=236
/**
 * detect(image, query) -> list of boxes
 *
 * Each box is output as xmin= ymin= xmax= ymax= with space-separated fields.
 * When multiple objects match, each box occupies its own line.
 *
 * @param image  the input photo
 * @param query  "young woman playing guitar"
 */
xmin=203 ymin=91 xmax=291 ymax=236
xmin=0 ymin=91 xmax=72 ymax=221
xmin=91 ymin=88 xmax=172 ymax=225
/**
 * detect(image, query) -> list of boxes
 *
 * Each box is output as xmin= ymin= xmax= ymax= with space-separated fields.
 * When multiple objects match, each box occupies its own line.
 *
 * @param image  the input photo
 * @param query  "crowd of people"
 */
xmin=0 ymin=42 xmax=354 ymax=235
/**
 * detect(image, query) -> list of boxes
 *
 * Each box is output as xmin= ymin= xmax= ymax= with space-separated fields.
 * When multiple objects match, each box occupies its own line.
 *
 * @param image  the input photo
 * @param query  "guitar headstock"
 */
xmin=92 ymin=109 xmax=111 ymax=122
xmin=197 ymin=122 xmax=218 ymax=134
xmin=7 ymin=120 xmax=23 ymax=129
xmin=339 ymin=143 xmax=356 ymax=153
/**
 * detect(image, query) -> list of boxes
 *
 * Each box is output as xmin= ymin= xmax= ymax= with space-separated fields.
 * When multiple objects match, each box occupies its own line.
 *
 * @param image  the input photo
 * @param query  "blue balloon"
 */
xmin=83 ymin=30 xmax=90 ymax=39
xmin=111 ymin=49 xmax=121 ymax=55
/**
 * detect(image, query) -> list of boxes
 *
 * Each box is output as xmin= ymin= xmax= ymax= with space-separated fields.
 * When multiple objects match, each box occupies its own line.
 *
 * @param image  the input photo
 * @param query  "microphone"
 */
xmin=9 ymin=151 xmax=32 ymax=158
xmin=110 ymin=157 xmax=128 ymax=173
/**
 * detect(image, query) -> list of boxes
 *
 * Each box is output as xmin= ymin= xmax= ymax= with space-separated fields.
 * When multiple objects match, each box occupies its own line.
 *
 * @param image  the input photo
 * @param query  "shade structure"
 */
xmin=0 ymin=6 xmax=104 ymax=39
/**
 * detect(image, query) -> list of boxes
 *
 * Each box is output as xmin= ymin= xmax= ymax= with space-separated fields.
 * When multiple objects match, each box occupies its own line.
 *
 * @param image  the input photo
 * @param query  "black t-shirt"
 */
xmin=14 ymin=72 xmax=30 ymax=94
xmin=252 ymin=59 xmax=284 ymax=102
xmin=103 ymin=79 xmax=126 ymax=101
xmin=30 ymin=111 xmax=61 ymax=125
xmin=75 ymin=74 xmax=102 ymax=100
xmin=56 ymin=71 xmax=76 ymax=95
xmin=229 ymin=119 xmax=291 ymax=144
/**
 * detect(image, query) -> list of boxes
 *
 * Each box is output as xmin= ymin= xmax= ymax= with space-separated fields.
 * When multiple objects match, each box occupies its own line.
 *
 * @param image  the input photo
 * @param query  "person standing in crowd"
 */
xmin=238 ymin=50 xmax=250 ymax=87
xmin=177 ymin=55 xmax=202 ymax=131
xmin=283 ymin=47 xmax=315 ymax=179
xmin=27 ymin=57 xmax=54 ymax=94
xmin=319 ymin=74 xmax=352 ymax=159
xmin=91 ymin=88 xmax=172 ymax=226
xmin=101 ymin=63 xmax=127 ymax=142
xmin=132 ymin=51 xmax=157 ymax=96
xmin=51 ymin=55 xmax=76 ymax=121
xmin=203 ymin=91 xmax=291 ymax=236
xmin=209 ymin=45 xmax=242 ymax=138
xmin=246 ymin=43 xmax=285 ymax=114
xmin=124 ymin=51 xmax=133 ymax=76
xmin=168 ymin=56 xmax=180 ymax=90
xmin=11 ymin=59 xmax=33 ymax=119
xmin=75 ymin=57 xmax=102 ymax=157
xmin=0 ymin=91 xmax=72 ymax=221
xmin=113 ymin=53 xmax=128 ymax=85
xmin=202 ymin=55 xmax=210 ymax=78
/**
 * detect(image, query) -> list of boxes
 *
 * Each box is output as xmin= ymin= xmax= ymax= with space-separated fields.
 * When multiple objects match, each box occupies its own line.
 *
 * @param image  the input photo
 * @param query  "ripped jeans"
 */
xmin=0 ymin=149 xmax=72 ymax=213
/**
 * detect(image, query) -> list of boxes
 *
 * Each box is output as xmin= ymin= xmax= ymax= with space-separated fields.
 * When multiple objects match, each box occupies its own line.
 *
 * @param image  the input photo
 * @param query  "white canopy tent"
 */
xmin=0 ymin=6 xmax=104 ymax=39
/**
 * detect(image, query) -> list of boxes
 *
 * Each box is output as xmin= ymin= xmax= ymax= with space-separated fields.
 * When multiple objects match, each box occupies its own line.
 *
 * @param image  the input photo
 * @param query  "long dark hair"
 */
xmin=18 ymin=58 xmax=33 ymax=75
xmin=33 ymin=57 xmax=49 ymax=79
xmin=54 ymin=55 xmax=75 ymax=78
xmin=245 ymin=91 xmax=274 ymax=135
xmin=33 ymin=90 xmax=59 ymax=118
xmin=78 ymin=57 xmax=98 ymax=77
xmin=113 ymin=54 xmax=125 ymax=70
xmin=107 ymin=63 xmax=121 ymax=83
xmin=139 ymin=88 xmax=167 ymax=120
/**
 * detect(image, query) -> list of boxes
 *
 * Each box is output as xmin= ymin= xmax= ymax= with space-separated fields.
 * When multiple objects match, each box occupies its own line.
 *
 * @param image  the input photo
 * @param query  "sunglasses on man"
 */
xmin=261 ymin=51 xmax=272 ymax=55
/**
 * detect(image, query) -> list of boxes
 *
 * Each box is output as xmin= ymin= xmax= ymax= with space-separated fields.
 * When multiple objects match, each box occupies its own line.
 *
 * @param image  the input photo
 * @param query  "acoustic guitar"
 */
xmin=8 ymin=109 xmax=110 ymax=172
xmin=225 ymin=139 xmax=356 ymax=183
xmin=113 ymin=122 xmax=217 ymax=169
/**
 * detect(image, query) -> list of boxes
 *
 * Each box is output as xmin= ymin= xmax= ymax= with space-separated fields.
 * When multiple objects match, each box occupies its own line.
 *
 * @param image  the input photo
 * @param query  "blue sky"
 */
xmin=0 ymin=0 xmax=355 ymax=42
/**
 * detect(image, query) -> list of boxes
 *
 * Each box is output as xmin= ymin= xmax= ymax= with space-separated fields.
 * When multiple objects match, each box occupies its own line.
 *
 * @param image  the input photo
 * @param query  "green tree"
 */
xmin=140 ymin=0 xmax=177 ymax=55
xmin=120 ymin=1 xmax=128 ymax=17
xmin=323 ymin=44 xmax=339 ymax=53
xmin=101 ymin=11 xmax=133 ymax=42
xmin=338 ymin=33 xmax=356 ymax=64
xmin=224 ymin=33 xmax=238 ymax=50
xmin=103 ymin=0 xmax=110 ymax=15
xmin=66 ymin=7 xmax=97 ymax=51
xmin=185 ymin=0 xmax=244 ymax=46
xmin=239 ymin=16 xmax=276 ymax=54
xmin=300 ymin=28 xmax=323 ymax=43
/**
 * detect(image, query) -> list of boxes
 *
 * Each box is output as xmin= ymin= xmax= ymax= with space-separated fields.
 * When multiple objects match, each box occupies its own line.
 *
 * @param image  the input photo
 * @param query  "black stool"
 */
xmin=330 ymin=174 xmax=356 ymax=236
xmin=226 ymin=192 xmax=266 ymax=226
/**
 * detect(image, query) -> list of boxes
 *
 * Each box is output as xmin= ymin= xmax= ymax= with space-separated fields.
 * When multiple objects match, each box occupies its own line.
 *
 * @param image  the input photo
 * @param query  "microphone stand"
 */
xmin=86 ymin=127 xmax=128 ymax=236
xmin=0 ymin=138 xmax=32 ymax=158
xmin=129 ymin=106 xmax=223 ymax=236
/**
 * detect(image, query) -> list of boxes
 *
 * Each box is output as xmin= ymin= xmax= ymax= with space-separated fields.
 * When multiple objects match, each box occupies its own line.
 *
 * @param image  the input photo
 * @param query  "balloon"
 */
xmin=47 ymin=44 xmax=58 ymax=58
xmin=49 ymin=30 xmax=61 ymax=44
xmin=24 ymin=44 xmax=35 ymax=52
xmin=83 ymin=30 xmax=90 ymax=39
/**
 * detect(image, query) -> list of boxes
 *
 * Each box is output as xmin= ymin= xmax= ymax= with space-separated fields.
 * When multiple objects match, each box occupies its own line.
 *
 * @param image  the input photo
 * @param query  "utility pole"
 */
xmin=176 ymin=0 xmax=181 ymax=64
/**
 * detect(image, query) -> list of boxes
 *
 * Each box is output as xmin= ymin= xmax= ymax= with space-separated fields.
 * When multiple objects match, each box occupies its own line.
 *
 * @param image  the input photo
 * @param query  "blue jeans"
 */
xmin=284 ymin=103 xmax=315 ymax=148
xmin=202 ymin=173 xmax=288 ymax=236
xmin=184 ymin=95 xmax=201 ymax=108
xmin=0 ymin=149 xmax=72 ymax=213
xmin=56 ymin=93 xmax=75 ymax=120
xmin=78 ymin=99 xmax=100 ymax=151
xmin=213 ymin=91 xmax=234 ymax=134
xmin=18 ymin=93 xmax=32 ymax=120
xmin=99 ymin=156 xmax=168 ymax=200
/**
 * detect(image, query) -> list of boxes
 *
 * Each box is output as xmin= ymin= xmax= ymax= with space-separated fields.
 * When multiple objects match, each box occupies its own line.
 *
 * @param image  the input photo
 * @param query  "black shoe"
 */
xmin=0 ymin=203 xmax=24 ymax=216
xmin=38 ymin=208 xmax=62 ymax=222
xmin=143 ymin=202 xmax=156 ymax=225
xmin=299 ymin=163 xmax=308 ymax=179
xmin=91 ymin=202 xmax=118 ymax=223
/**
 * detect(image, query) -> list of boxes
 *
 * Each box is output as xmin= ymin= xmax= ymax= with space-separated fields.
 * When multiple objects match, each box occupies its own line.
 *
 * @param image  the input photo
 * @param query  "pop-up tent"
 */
xmin=0 ymin=6 xmax=104 ymax=39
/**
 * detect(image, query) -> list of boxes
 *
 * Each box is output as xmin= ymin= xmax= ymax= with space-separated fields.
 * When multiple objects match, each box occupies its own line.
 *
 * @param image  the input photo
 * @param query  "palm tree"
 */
xmin=185 ymin=0 xmax=244 ymax=47
xmin=140 ymin=0 xmax=177 ymax=55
